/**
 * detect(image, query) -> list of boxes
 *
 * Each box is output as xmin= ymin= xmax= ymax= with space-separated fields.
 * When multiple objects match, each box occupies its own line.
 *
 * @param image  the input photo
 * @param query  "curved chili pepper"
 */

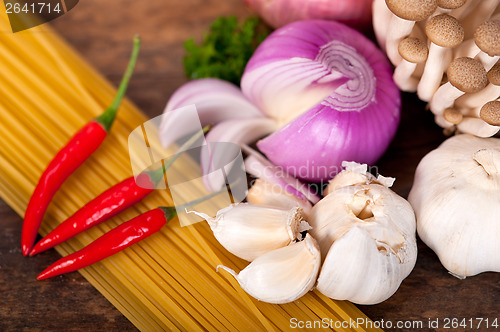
xmin=37 ymin=207 xmax=174 ymax=280
xmin=29 ymin=126 xmax=208 ymax=256
xmin=21 ymin=36 xmax=141 ymax=256
xmin=36 ymin=189 xmax=224 ymax=280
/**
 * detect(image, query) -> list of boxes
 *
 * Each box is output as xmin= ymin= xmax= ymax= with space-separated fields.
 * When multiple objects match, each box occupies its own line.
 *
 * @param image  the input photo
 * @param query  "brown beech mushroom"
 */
xmin=473 ymin=20 xmax=500 ymax=70
xmin=480 ymin=100 xmax=500 ymax=126
xmin=438 ymin=0 xmax=466 ymax=9
xmin=435 ymin=0 xmax=467 ymax=15
xmin=385 ymin=0 xmax=438 ymax=65
xmin=417 ymin=14 xmax=465 ymax=101
xmin=393 ymin=37 xmax=429 ymax=91
xmin=456 ymin=59 xmax=500 ymax=108
xmin=443 ymin=106 xmax=464 ymax=124
xmin=429 ymin=57 xmax=489 ymax=114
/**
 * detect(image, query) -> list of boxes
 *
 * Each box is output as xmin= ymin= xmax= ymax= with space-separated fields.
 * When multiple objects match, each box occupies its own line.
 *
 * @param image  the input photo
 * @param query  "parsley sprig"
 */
xmin=183 ymin=16 xmax=270 ymax=85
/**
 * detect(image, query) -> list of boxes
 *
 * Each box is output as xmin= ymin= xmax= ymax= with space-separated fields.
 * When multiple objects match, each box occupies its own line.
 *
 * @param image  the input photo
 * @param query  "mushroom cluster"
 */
xmin=374 ymin=0 xmax=500 ymax=137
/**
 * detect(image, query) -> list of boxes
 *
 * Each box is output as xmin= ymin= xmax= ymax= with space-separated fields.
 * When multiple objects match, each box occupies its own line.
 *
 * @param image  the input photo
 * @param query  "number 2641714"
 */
xmin=5 ymin=2 xmax=62 ymax=14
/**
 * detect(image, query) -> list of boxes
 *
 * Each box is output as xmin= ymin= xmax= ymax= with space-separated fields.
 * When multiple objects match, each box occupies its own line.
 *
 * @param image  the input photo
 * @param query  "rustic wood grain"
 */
xmin=1 ymin=0 xmax=499 ymax=331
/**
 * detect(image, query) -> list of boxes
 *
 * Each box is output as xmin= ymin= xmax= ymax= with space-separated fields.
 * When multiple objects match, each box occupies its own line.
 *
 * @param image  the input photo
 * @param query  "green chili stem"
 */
xmin=96 ymin=35 xmax=141 ymax=131
xmin=147 ymin=125 xmax=211 ymax=185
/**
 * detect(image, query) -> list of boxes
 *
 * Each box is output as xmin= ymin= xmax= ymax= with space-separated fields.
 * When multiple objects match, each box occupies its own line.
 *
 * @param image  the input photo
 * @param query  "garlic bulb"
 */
xmin=218 ymin=235 xmax=321 ymax=304
xmin=408 ymin=134 xmax=500 ymax=278
xmin=247 ymin=179 xmax=313 ymax=218
xmin=310 ymin=163 xmax=417 ymax=305
xmin=191 ymin=203 xmax=307 ymax=262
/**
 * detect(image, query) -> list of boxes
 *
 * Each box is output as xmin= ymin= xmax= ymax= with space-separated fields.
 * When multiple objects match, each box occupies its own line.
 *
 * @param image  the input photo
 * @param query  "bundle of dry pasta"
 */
xmin=373 ymin=0 xmax=500 ymax=137
xmin=0 ymin=10 xmax=380 ymax=332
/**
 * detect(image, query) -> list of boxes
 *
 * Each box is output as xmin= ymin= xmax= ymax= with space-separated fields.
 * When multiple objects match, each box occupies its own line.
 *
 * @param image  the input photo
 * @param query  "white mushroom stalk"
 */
xmin=417 ymin=14 xmax=464 ymax=101
xmin=409 ymin=134 xmax=500 ymax=278
xmin=384 ymin=0 xmax=438 ymax=65
xmin=374 ymin=0 xmax=500 ymax=136
xmin=429 ymin=57 xmax=489 ymax=114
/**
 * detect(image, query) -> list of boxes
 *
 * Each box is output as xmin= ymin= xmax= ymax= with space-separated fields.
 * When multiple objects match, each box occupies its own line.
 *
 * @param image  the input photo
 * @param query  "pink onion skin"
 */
xmin=243 ymin=0 xmax=373 ymax=31
xmin=242 ymin=20 xmax=401 ymax=183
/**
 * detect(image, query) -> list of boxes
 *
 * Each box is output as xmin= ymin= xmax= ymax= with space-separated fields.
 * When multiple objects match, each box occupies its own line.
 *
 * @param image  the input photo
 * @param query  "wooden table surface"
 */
xmin=1 ymin=0 xmax=499 ymax=331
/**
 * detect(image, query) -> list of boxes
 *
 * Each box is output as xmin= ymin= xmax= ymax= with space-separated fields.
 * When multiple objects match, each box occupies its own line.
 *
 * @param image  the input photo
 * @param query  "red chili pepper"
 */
xmin=21 ymin=36 xmax=141 ymax=256
xmin=29 ymin=126 xmax=208 ymax=256
xmin=37 ymin=207 xmax=174 ymax=280
xmin=36 ymin=190 xmax=224 ymax=280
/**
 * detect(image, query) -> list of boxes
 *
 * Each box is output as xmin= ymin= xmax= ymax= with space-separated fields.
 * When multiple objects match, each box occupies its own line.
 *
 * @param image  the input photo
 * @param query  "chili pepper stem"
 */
xmin=96 ymin=35 xmax=141 ymax=131
xmin=146 ymin=125 xmax=211 ymax=185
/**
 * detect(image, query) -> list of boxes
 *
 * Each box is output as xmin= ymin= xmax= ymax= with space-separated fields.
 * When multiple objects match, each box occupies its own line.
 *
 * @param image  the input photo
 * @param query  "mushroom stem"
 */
xmin=460 ymin=0 xmax=499 ymax=39
xmin=449 ymin=0 xmax=480 ymax=19
xmin=457 ymin=116 xmax=500 ymax=137
xmin=455 ymin=83 xmax=500 ymax=108
xmin=429 ymin=82 xmax=464 ymax=113
xmin=417 ymin=44 xmax=453 ymax=101
xmin=393 ymin=62 xmax=419 ymax=91
xmin=385 ymin=17 xmax=417 ymax=65
xmin=373 ymin=0 xmax=394 ymax=51
xmin=475 ymin=52 xmax=499 ymax=71
xmin=453 ymin=39 xmax=480 ymax=59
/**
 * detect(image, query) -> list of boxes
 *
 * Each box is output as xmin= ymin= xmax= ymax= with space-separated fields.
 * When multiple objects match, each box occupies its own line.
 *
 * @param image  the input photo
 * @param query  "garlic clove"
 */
xmin=316 ymin=225 xmax=417 ymax=305
xmin=217 ymin=235 xmax=321 ymax=304
xmin=190 ymin=203 xmax=306 ymax=262
xmin=246 ymin=178 xmax=313 ymax=219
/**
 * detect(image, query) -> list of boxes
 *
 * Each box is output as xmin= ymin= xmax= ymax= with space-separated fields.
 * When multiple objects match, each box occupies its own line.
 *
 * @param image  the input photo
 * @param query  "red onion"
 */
xmin=243 ymin=0 xmax=373 ymax=31
xmin=241 ymin=20 xmax=401 ymax=182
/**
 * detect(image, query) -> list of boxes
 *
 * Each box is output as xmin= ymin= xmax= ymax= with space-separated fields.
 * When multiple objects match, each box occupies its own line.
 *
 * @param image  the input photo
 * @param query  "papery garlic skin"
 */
xmin=408 ymin=134 xmax=500 ymax=278
xmin=247 ymin=179 xmax=313 ymax=218
xmin=191 ymin=203 xmax=304 ymax=262
xmin=218 ymin=235 xmax=321 ymax=304
xmin=324 ymin=161 xmax=395 ymax=195
xmin=311 ymin=165 xmax=417 ymax=305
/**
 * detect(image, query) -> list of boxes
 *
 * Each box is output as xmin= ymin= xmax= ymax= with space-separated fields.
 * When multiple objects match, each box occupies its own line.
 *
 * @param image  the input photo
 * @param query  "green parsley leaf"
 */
xmin=183 ymin=16 xmax=270 ymax=85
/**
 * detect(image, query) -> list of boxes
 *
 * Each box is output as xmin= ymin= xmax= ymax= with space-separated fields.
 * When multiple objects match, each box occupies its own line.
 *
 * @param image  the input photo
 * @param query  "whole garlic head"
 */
xmin=310 ymin=163 xmax=417 ymax=305
xmin=408 ymin=134 xmax=500 ymax=278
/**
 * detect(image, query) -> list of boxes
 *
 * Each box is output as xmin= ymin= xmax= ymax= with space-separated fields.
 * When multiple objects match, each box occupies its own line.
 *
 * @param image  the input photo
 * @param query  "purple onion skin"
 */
xmin=242 ymin=20 xmax=401 ymax=183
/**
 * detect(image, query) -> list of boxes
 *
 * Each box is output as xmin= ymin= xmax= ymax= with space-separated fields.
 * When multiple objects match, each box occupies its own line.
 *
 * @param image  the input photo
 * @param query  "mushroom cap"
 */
xmin=443 ymin=107 xmax=463 ymax=124
xmin=437 ymin=0 xmax=466 ymax=9
xmin=474 ymin=20 xmax=500 ymax=57
xmin=386 ymin=0 xmax=438 ymax=21
xmin=398 ymin=37 xmax=429 ymax=63
xmin=480 ymin=101 xmax=500 ymax=126
xmin=426 ymin=14 xmax=464 ymax=47
xmin=487 ymin=61 xmax=500 ymax=86
xmin=447 ymin=57 xmax=488 ymax=93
